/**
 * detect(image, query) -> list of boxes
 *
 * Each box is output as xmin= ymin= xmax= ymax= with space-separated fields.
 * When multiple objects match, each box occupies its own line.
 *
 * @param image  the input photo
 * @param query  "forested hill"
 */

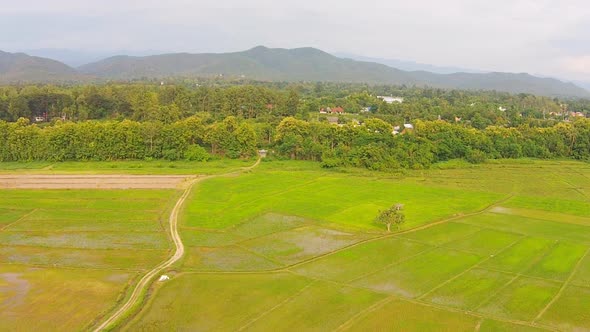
xmin=2 ymin=46 xmax=590 ymax=98
xmin=78 ymin=46 xmax=419 ymax=84
xmin=0 ymin=51 xmax=81 ymax=83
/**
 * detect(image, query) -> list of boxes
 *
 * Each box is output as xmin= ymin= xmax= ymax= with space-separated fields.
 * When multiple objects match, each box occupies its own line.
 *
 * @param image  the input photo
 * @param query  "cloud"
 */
xmin=0 ymin=0 xmax=588 ymax=81
xmin=561 ymin=56 xmax=590 ymax=75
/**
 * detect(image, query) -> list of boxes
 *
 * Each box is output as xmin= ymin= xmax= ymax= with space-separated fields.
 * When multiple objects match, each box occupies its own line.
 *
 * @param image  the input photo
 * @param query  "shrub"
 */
xmin=465 ymin=149 xmax=487 ymax=164
xmin=184 ymin=145 xmax=211 ymax=162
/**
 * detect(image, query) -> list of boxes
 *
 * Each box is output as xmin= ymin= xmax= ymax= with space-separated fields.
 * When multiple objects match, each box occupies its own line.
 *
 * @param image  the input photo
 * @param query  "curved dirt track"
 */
xmin=93 ymin=159 xmax=261 ymax=331
xmin=91 ymin=178 xmax=197 ymax=332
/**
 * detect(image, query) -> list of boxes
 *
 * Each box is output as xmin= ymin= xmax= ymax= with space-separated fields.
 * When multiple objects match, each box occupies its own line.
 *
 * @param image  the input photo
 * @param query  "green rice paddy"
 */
xmin=1 ymin=160 xmax=590 ymax=331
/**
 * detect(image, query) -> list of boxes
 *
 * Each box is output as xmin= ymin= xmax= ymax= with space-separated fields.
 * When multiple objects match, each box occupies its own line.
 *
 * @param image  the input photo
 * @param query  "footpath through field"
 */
xmin=91 ymin=158 xmax=261 ymax=332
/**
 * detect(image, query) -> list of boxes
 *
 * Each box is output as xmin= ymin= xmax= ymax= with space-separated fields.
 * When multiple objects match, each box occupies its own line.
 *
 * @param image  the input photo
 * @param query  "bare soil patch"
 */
xmin=0 ymin=175 xmax=194 ymax=189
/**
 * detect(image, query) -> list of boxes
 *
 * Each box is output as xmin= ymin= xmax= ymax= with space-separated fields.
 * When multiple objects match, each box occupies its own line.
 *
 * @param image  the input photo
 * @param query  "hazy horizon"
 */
xmin=2 ymin=0 xmax=589 ymax=82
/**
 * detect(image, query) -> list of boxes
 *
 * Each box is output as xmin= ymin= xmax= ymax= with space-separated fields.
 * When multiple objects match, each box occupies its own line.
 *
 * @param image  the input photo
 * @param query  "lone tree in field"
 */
xmin=376 ymin=204 xmax=405 ymax=232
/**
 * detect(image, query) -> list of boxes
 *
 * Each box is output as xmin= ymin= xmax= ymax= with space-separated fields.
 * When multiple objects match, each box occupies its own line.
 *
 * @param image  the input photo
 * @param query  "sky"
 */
xmin=1 ymin=0 xmax=589 ymax=81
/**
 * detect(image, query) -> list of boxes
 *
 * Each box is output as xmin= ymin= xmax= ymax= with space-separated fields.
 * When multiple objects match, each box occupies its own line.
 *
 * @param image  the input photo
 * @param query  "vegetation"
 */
xmin=0 ymin=189 xmax=176 ymax=330
xmin=1 ymin=80 xmax=590 ymax=331
xmin=2 ymin=46 xmax=589 ymax=97
xmin=1 ymin=160 xmax=589 ymax=331
xmin=0 ymin=82 xmax=589 ymax=171
xmin=124 ymin=160 xmax=589 ymax=331
xmin=375 ymin=203 xmax=405 ymax=232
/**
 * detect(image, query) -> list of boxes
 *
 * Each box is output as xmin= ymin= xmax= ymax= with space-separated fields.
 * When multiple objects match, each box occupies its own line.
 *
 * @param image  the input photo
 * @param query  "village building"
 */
xmin=378 ymin=96 xmax=404 ymax=104
xmin=319 ymin=106 xmax=345 ymax=114
xmin=570 ymin=111 xmax=586 ymax=118
xmin=258 ymin=149 xmax=268 ymax=158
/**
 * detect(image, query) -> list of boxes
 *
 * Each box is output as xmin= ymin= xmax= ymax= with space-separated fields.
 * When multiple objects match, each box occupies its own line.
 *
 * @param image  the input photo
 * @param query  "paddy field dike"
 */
xmin=0 ymin=159 xmax=589 ymax=331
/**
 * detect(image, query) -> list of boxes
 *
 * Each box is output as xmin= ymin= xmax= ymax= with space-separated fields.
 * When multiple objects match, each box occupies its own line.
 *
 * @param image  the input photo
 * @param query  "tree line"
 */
xmin=0 ymin=82 xmax=588 ymax=127
xmin=1 ymin=115 xmax=588 ymax=170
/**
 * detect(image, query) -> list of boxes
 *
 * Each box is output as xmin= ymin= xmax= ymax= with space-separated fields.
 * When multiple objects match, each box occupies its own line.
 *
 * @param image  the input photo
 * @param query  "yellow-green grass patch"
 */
xmin=343 ymin=297 xmax=479 ymax=332
xmin=0 ymin=159 xmax=252 ymax=175
xmin=180 ymin=229 xmax=245 ymax=247
xmin=183 ymin=169 xmax=502 ymax=231
xmin=0 ymin=246 xmax=168 ymax=270
xmin=490 ymin=206 xmax=590 ymax=227
xmin=0 ymin=189 xmax=173 ymax=200
xmin=241 ymin=281 xmax=385 ymax=332
xmin=571 ymin=252 xmax=590 ymax=287
xmin=443 ymin=229 xmax=523 ymax=255
xmin=182 ymin=246 xmax=281 ymax=271
xmin=292 ymin=237 xmax=432 ymax=282
xmin=398 ymin=222 xmax=481 ymax=246
xmin=423 ymin=268 xmax=514 ymax=310
xmin=457 ymin=213 xmax=590 ymax=245
xmin=240 ymin=226 xmax=374 ymax=265
xmin=478 ymin=319 xmax=547 ymax=332
xmin=477 ymin=276 xmax=561 ymax=321
xmin=5 ymin=218 xmax=165 ymax=232
xmin=524 ymin=242 xmax=588 ymax=281
xmin=0 ymin=264 xmax=134 ymax=331
xmin=124 ymin=273 xmax=311 ymax=331
xmin=0 ymin=197 xmax=170 ymax=211
xmin=22 ymin=208 xmax=163 ymax=222
xmin=352 ymin=248 xmax=481 ymax=298
xmin=504 ymin=196 xmax=590 ymax=218
xmin=538 ymin=285 xmax=590 ymax=331
xmin=480 ymin=237 xmax=555 ymax=273
xmin=0 ymin=231 xmax=169 ymax=250
xmin=229 ymin=213 xmax=312 ymax=238
xmin=0 ymin=209 xmax=30 ymax=227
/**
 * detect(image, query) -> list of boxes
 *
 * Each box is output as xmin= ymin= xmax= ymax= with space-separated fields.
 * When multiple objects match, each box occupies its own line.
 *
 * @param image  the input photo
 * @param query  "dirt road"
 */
xmin=92 ymin=158 xmax=261 ymax=331
xmin=91 ymin=177 xmax=197 ymax=332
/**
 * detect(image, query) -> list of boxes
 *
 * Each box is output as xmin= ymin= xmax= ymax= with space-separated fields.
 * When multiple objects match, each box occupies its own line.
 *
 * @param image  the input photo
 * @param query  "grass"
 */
xmin=0 ymin=246 xmax=168 ymax=270
xmin=480 ymin=237 xmax=555 ymax=273
xmin=343 ymin=298 xmax=480 ymax=331
xmin=123 ymin=273 xmax=312 ymax=331
xmin=456 ymin=213 xmax=590 ymax=245
xmin=292 ymin=237 xmax=431 ymax=282
xmin=423 ymin=268 xmax=514 ymax=310
xmin=182 ymin=170 xmax=502 ymax=230
xmin=0 ymin=264 xmax=135 ymax=331
xmin=525 ymin=242 xmax=588 ymax=281
xmin=352 ymin=248 xmax=482 ymax=298
xmin=0 ymin=158 xmax=254 ymax=175
xmin=0 ymin=188 xmax=179 ymax=331
xmin=182 ymin=246 xmax=281 ymax=271
xmin=538 ymin=285 xmax=590 ymax=331
xmin=240 ymin=281 xmax=385 ymax=331
xmin=571 ymin=252 xmax=590 ymax=286
xmin=477 ymin=276 xmax=561 ymax=321
xmin=240 ymin=226 xmax=375 ymax=265
xmin=132 ymin=160 xmax=590 ymax=331
xmin=2 ymin=159 xmax=590 ymax=331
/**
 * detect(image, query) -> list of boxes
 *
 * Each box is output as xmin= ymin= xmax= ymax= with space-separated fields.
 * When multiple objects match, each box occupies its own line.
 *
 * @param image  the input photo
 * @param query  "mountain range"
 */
xmin=1 ymin=46 xmax=588 ymax=98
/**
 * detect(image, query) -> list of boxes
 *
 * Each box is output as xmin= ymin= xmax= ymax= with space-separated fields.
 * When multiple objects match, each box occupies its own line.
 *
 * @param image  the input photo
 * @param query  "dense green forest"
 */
xmin=0 ymin=81 xmax=589 ymax=169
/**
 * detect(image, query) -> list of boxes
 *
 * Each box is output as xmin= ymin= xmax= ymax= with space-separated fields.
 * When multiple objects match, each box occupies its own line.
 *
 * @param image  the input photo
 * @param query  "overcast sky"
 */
xmin=1 ymin=0 xmax=589 ymax=81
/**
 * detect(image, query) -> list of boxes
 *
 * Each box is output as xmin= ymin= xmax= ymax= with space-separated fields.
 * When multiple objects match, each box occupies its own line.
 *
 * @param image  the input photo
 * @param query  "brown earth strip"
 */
xmin=0 ymin=175 xmax=194 ymax=189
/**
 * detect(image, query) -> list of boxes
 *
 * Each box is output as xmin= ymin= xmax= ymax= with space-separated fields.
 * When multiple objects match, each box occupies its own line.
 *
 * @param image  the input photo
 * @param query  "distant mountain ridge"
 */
xmin=1 ymin=46 xmax=589 ymax=98
xmin=0 ymin=50 xmax=81 ymax=83
xmin=334 ymin=52 xmax=485 ymax=74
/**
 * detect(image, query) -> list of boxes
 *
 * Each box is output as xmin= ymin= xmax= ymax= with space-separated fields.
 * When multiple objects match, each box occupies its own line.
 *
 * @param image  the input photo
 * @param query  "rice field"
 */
xmin=1 ymin=159 xmax=589 ymax=331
